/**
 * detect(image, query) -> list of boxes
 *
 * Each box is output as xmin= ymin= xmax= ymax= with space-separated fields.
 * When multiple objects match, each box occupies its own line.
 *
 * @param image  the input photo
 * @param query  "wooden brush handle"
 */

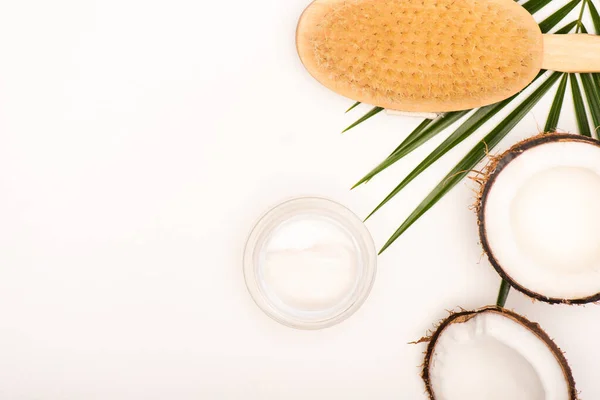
xmin=542 ymin=34 xmax=600 ymax=72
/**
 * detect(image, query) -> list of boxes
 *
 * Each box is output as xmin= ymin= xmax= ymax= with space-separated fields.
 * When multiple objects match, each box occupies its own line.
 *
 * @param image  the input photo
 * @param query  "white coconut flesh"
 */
xmin=483 ymin=139 xmax=600 ymax=300
xmin=428 ymin=311 xmax=569 ymax=400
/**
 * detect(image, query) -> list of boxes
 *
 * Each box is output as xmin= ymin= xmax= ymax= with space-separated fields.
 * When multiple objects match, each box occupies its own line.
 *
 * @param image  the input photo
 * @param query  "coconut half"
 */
xmin=478 ymin=133 xmax=600 ymax=304
xmin=422 ymin=306 xmax=576 ymax=400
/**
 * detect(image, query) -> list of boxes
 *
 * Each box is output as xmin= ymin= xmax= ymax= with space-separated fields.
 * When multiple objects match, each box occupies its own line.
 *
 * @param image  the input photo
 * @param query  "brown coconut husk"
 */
xmin=420 ymin=306 xmax=577 ymax=400
xmin=476 ymin=133 xmax=600 ymax=304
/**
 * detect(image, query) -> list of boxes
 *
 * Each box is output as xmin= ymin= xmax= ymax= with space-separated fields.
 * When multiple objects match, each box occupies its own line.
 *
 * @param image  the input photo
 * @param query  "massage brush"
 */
xmin=296 ymin=0 xmax=600 ymax=112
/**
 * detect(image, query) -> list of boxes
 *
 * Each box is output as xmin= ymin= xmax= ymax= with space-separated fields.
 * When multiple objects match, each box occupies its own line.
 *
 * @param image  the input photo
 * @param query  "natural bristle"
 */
xmin=297 ymin=0 xmax=544 ymax=112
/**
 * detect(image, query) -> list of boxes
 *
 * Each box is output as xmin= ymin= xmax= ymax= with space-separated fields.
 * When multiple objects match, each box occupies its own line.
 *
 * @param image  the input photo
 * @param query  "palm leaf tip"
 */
xmin=342 ymin=106 xmax=384 ymax=133
xmin=350 ymin=180 xmax=367 ymax=190
xmin=345 ymin=101 xmax=361 ymax=113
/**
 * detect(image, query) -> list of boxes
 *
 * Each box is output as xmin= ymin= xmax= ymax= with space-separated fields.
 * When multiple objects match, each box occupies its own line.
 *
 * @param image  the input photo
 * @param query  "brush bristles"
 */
xmin=299 ymin=0 xmax=543 ymax=112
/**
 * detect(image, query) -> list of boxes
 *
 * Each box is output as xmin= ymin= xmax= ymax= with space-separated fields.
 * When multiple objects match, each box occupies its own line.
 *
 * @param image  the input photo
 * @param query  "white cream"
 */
xmin=261 ymin=215 xmax=359 ymax=311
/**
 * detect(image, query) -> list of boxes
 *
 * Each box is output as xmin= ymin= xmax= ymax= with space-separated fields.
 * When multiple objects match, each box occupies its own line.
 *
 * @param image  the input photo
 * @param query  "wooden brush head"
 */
xmin=296 ymin=0 xmax=544 ymax=112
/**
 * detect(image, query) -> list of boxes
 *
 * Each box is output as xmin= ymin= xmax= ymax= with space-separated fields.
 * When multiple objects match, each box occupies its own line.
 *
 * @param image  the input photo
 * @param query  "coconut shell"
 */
xmin=477 ymin=133 xmax=600 ymax=304
xmin=421 ymin=306 xmax=577 ymax=400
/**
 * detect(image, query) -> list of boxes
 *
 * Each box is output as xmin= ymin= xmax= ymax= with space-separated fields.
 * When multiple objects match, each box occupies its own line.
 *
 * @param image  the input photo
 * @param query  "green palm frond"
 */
xmin=545 ymin=73 xmax=569 ymax=132
xmin=342 ymin=106 xmax=383 ymax=133
xmin=539 ymin=0 xmax=581 ymax=33
xmin=345 ymin=101 xmax=361 ymax=114
xmin=580 ymin=73 xmax=600 ymax=137
xmin=364 ymin=102 xmax=511 ymax=221
xmin=352 ymin=111 xmax=468 ymax=187
xmin=522 ymin=0 xmax=555 ymax=14
xmin=496 ymin=280 xmax=512 ymax=307
xmin=589 ymin=0 xmax=600 ymax=32
xmin=556 ymin=20 xmax=579 ymax=33
xmin=571 ymin=74 xmax=593 ymax=137
xmin=340 ymin=0 xmax=600 ymax=307
xmin=387 ymin=119 xmax=433 ymax=158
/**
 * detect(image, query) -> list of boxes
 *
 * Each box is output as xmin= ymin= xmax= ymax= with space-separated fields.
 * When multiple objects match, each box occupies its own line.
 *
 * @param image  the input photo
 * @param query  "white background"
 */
xmin=0 ymin=0 xmax=598 ymax=398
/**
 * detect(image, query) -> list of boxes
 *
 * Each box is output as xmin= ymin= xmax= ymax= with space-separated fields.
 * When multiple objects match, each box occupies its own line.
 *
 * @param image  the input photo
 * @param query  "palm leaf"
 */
xmin=542 ymin=21 xmax=576 ymax=133
xmin=345 ymin=101 xmax=361 ymax=113
xmin=387 ymin=112 xmax=469 ymax=158
xmin=571 ymin=74 xmax=593 ymax=137
xmin=584 ymin=12 xmax=600 ymax=135
xmin=388 ymin=118 xmax=433 ymax=158
xmin=539 ymin=0 xmax=582 ymax=33
xmin=379 ymin=72 xmax=562 ymax=254
xmin=575 ymin=22 xmax=600 ymax=136
xmin=522 ymin=0 xmax=555 ymax=14
xmin=545 ymin=73 xmax=568 ymax=132
xmin=580 ymin=73 xmax=600 ymax=137
xmin=496 ymin=280 xmax=512 ymax=307
xmin=342 ymin=107 xmax=383 ymax=133
xmin=364 ymin=100 xmax=514 ymax=221
xmin=554 ymin=20 xmax=579 ymax=33
xmin=579 ymin=21 xmax=590 ymax=33
xmin=353 ymin=111 xmax=468 ymax=187
xmin=595 ymin=73 xmax=600 ymax=122
xmin=588 ymin=0 xmax=600 ymax=33
xmin=352 ymin=118 xmax=434 ymax=188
